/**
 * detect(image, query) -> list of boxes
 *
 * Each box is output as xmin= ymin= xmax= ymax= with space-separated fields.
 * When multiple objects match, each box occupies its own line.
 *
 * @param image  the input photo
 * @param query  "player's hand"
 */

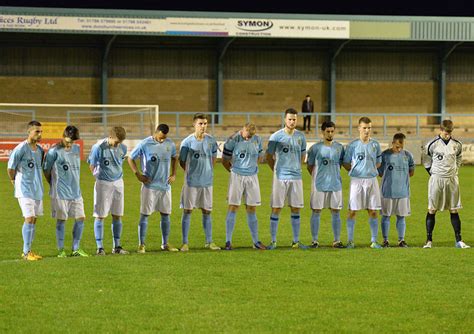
xmin=136 ymin=173 xmax=150 ymax=184
xmin=167 ymin=174 xmax=176 ymax=184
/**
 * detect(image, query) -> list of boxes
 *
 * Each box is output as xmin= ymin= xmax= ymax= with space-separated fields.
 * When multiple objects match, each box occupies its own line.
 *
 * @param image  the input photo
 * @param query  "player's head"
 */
xmin=439 ymin=119 xmax=454 ymax=140
xmin=284 ymin=108 xmax=298 ymax=130
xmin=241 ymin=123 xmax=256 ymax=140
xmin=321 ymin=121 xmax=336 ymax=142
xmin=392 ymin=133 xmax=405 ymax=153
xmin=62 ymin=125 xmax=80 ymax=149
xmin=305 ymin=95 xmax=311 ymax=101
xmin=193 ymin=113 xmax=208 ymax=135
xmin=358 ymin=117 xmax=372 ymax=140
xmin=109 ymin=126 xmax=126 ymax=147
xmin=155 ymin=123 xmax=169 ymax=141
xmin=27 ymin=120 xmax=42 ymax=142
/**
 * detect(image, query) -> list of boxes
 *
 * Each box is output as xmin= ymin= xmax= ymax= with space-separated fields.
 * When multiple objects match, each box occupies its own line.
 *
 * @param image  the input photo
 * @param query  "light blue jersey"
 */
xmin=378 ymin=149 xmax=414 ymax=198
xmin=129 ymin=136 xmax=177 ymax=191
xmin=179 ymin=134 xmax=217 ymax=187
xmin=8 ymin=141 xmax=44 ymax=200
xmin=343 ymin=139 xmax=382 ymax=178
xmin=266 ymin=129 xmax=306 ymax=180
xmin=88 ymin=138 xmax=127 ymax=182
xmin=307 ymin=141 xmax=344 ymax=192
xmin=222 ymin=132 xmax=263 ymax=176
xmin=43 ymin=143 xmax=82 ymax=200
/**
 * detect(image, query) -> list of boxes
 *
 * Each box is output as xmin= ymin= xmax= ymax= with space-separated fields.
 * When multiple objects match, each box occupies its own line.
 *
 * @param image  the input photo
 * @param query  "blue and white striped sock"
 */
xmin=291 ymin=214 xmax=301 ymax=243
xmin=270 ymin=213 xmax=280 ymax=243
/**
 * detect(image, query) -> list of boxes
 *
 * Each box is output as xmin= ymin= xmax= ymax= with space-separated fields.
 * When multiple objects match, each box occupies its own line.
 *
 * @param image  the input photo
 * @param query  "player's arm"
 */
xmin=43 ymin=149 xmax=55 ymax=185
xmin=179 ymin=146 xmax=188 ymax=171
xmin=222 ymin=140 xmax=233 ymax=172
xmin=342 ymin=144 xmax=352 ymax=172
xmin=266 ymin=140 xmax=277 ymax=171
xmin=455 ymin=142 xmax=462 ymax=169
xmin=7 ymin=147 xmax=22 ymax=185
xmin=168 ymin=155 xmax=178 ymax=184
xmin=421 ymin=142 xmax=433 ymax=175
xmin=375 ymin=143 xmax=382 ymax=169
xmin=127 ymin=157 xmax=150 ymax=184
xmin=7 ymin=168 xmax=16 ymax=185
xmin=88 ymin=144 xmax=99 ymax=175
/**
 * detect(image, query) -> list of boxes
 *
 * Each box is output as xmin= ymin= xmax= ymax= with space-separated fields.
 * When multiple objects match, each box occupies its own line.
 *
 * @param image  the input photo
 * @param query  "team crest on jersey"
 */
xmin=297 ymin=138 xmax=302 ymax=146
xmin=322 ymin=159 xmax=329 ymax=165
xmin=104 ymin=159 xmax=110 ymax=166
xmin=357 ymin=153 xmax=365 ymax=160
xmin=63 ymin=164 xmax=69 ymax=171
xmin=282 ymin=147 xmax=289 ymax=153
xmin=436 ymin=153 xmax=444 ymax=160
xmin=27 ymin=159 xmax=34 ymax=168
xmin=388 ymin=164 xmax=394 ymax=171
xmin=151 ymin=155 xmax=157 ymax=162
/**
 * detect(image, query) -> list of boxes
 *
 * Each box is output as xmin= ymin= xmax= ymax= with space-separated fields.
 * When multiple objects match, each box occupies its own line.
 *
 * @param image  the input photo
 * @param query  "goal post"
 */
xmin=0 ymin=103 xmax=160 ymax=139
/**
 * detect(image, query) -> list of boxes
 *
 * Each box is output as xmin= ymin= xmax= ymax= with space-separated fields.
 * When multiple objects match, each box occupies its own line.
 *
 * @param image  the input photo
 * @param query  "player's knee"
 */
xmin=76 ymin=217 xmax=85 ymax=222
xmin=331 ymin=209 xmax=340 ymax=214
xmin=449 ymin=209 xmax=458 ymax=214
xmin=184 ymin=209 xmax=193 ymax=214
xmin=111 ymin=215 xmax=122 ymax=220
xmin=25 ymin=217 xmax=35 ymax=224
xmin=201 ymin=209 xmax=211 ymax=215
xmin=271 ymin=208 xmax=281 ymax=215
xmin=347 ymin=210 xmax=356 ymax=219
xmin=229 ymin=205 xmax=240 ymax=212
xmin=313 ymin=209 xmax=322 ymax=213
xmin=290 ymin=207 xmax=300 ymax=214
xmin=368 ymin=210 xmax=378 ymax=218
xmin=245 ymin=206 xmax=256 ymax=213
xmin=428 ymin=209 xmax=437 ymax=215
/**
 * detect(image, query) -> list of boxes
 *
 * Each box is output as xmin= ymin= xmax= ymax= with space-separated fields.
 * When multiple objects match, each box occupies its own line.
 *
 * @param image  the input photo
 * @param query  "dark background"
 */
xmin=1 ymin=0 xmax=474 ymax=17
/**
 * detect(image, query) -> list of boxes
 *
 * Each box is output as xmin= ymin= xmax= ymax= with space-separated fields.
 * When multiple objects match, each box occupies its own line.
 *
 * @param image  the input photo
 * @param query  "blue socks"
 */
xmin=72 ymin=220 xmax=84 ymax=251
xmin=181 ymin=212 xmax=191 ymax=244
xmin=138 ymin=214 xmax=149 ymax=245
xmin=111 ymin=218 xmax=123 ymax=248
xmin=291 ymin=214 xmax=301 ymax=243
xmin=270 ymin=213 xmax=280 ymax=243
xmin=396 ymin=215 xmax=406 ymax=241
xmin=310 ymin=211 xmax=321 ymax=242
xmin=94 ymin=218 xmax=104 ymax=248
xmin=225 ymin=211 xmax=237 ymax=243
xmin=369 ymin=217 xmax=379 ymax=243
xmin=331 ymin=211 xmax=342 ymax=242
xmin=56 ymin=220 xmax=65 ymax=249
xmin=202 ymin=214 xmax=212 ymax=243
xmin=22 ymin=223 xmax=34 ymax=254
xmin=247 ymin=212 xmax=259 ymax=244
xmin=347 ymin=218 xmax=355 ymax=242
xmin=381 ymin=215 xmax=391 ymax=241
xmin=161 ymin=214 xmax=170 ymax=245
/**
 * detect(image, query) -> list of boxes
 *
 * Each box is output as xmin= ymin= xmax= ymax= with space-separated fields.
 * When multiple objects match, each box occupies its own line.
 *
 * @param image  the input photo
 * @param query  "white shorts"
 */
xmin=381 ymin=197 xmax=411 ymax=217
xmin=310 ymin=188 xmax=343 ymax=210
xmin=51 ymin=197 xmax=85 ymax=220
xmin=93 ymin=179 xmax=124 ymax=218
xmin=180 ymin=183 xmax=213 ymax=211
xmin=141 ymin=185 xmax=172 ymax=215
xmin=271 ymin=178 xmax=304 ymax=208
xmin=227 ymin=172 xmax=261 ymax=206
xmin=348 ymin=177 xmax=381 ymax=211
xmin=18 ymin=198 xmax=43 ymax=218
xmin=428 ymin=175 xmax=462 ymax=211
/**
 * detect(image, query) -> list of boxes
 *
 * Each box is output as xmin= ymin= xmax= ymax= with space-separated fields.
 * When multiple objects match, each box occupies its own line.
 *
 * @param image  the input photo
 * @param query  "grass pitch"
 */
xmin=0 ymin=162 xmax=472 ymax=332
